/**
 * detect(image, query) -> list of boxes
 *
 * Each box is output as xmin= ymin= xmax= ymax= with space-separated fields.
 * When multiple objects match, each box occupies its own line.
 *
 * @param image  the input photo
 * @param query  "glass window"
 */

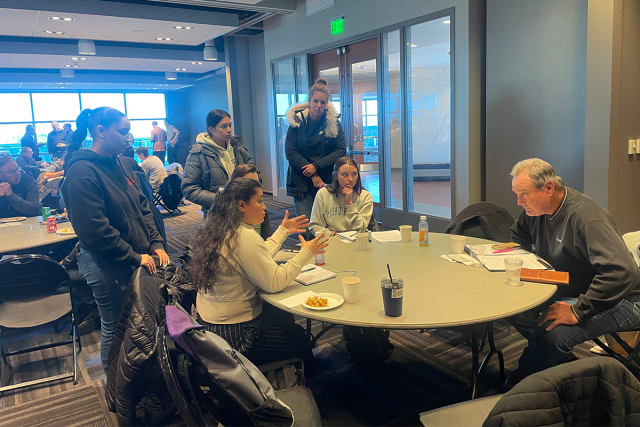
xmin=406 ymin=16 xmax=451 ymax=219
xmin=295 ymin=55 xmax=308 ymax=103
xmin=80 ymin=93 xmax=126 ymax=113
xmin=273 ymin=59 xmax=295 ymax=189
xmin=35 ymin=122 xmax=76 ymax=144
xmin=0 ymin=94 xmax=33 ymax=123
xmin=0 ymin=124 xmax=31 ymax=155
xmin=125 ymin=93 xmax=166 ymax=120
xmin=382 ymin=29 xmax=403 ymax=210
xmin=129 ymin=120 xmax=162 ymax=148
xmin=31 ymin=93 xmax=81 ymax=122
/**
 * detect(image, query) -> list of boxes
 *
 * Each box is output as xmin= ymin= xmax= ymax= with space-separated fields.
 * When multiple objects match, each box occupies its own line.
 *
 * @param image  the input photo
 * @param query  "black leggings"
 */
xmin=199 ymin=303 xmax=313 ymax=367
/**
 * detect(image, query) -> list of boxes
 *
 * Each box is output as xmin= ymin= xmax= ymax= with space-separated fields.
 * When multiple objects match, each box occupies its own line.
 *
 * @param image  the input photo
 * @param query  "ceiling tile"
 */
xmin=71 ymin=15 xmax=130 ymax=40
xmin=175 ymin=25 xmax=234 ymax=45
xmin=24 ymin=54 xmax=65 ymax=69
xmin=0 ymin=8 xmax=40 ymax=37
xmin=109 ymin=18 xmax=168 ymax=43
xmin=0 ymin=53 xmax=27 ymax=68
xmin=19 ymin=82 xmax=51 ymax=89
xmin=0 ymin=82 xmax=22 ymax=89
xmin=34 ymin=11 xmax=87 ymax=38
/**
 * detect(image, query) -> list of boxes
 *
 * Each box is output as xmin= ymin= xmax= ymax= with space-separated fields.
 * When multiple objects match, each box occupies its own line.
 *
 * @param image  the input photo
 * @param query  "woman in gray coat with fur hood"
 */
xmin=285 ymin=78 xmax=346 ymax=232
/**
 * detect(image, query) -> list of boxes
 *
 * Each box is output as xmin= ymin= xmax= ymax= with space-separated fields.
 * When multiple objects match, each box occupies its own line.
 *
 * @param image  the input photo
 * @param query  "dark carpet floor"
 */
xmin=0 ymin=195 xmax=601 ymax=426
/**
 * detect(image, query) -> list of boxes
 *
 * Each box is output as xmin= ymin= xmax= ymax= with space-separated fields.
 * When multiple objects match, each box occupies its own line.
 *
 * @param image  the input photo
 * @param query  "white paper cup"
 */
xmin=399 ymin=225 xmax=412 ymax=242
xmin=355 ymin=233 xmax=368 ymax=251
xmin=342 ymin=277 xmax=361 ymax=303
xmin=451 ymin=235 xmax=466 ymax=254
xmin=505 ymin=258 xmax=524 ymax=286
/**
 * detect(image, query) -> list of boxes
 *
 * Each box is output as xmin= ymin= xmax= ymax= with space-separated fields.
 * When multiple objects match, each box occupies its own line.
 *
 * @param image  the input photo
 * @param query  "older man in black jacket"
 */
xmin=504 ymin=158 xmax=640 ymax=389
xmin=0 ymin=156 xmax=41 ymax=218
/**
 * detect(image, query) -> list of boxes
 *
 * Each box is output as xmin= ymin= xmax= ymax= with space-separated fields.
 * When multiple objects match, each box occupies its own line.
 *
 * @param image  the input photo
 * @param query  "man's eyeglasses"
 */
xmin=0 ymin=166 xmax=22 ymax=175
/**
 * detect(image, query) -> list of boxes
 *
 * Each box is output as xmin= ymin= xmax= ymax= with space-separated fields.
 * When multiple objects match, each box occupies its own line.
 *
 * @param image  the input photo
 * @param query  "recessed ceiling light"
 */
xmin=45 ymin=30 xmax=65 ymax=34
xmin=64 ymin=64 xmax=71 ymax=68
xmin=63 ymin=17 xmax=74 ymax=21
xmin=174 ymin=26 xmax=193 ymax=30
xmin=410 ymin=43 xmax=418 ymax=48
xmin=156 ymin=37 xmax=172 ymax=41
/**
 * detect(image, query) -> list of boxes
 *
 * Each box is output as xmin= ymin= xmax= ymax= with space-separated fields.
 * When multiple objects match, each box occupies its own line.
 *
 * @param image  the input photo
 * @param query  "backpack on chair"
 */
xmin=342 ymin=326 xmax=394 ymax=366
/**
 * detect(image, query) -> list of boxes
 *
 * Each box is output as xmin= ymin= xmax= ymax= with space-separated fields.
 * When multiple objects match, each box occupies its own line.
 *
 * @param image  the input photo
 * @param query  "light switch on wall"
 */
xmin=629 ymin=139 xmax=637 ymax=155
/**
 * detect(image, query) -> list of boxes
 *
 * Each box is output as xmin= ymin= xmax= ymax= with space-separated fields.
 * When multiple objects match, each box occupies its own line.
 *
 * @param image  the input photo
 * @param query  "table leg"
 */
xmin=309 ymin=323 xmax=338 ymax=347
xmin=470 ymin=330 xmax=479 ymax=399
xmin=478 ymin=322 xmax=505 ymax=382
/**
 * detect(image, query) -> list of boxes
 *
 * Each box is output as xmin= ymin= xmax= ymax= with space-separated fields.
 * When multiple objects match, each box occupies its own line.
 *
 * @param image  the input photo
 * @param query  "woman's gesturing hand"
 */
xmin=299 ymin=232 xmax=329 ymax=256
xmin=140 ymin=254 xmax=157 ymax=274
xmin=281 ymin=210 xmax=309 ymax=234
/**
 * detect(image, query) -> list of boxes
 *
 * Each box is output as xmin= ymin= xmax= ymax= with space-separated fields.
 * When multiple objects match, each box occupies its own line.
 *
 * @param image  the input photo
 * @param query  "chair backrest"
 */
xmin=0 ymin=255 xmax=70 ymax=303
xmin=445 ymin=202 xmax=514 ymax=243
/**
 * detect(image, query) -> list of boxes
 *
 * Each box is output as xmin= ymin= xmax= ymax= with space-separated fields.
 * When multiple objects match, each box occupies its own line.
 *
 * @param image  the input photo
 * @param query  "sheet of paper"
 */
xmin=371 ymin=230 xmax=402 ymax=243
xmin=336 ymin=231 xmax=357 ymax=241
xmin=477 ymin=253 xmax=547 ymax=270
xmin=277 ymin=291 xmax=317 ymax=308
xmin=465 ymin=243 xmax=527 ymax=256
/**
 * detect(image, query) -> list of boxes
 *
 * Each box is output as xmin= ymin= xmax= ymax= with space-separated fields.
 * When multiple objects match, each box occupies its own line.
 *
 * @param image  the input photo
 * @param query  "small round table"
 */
xmin=262 ymin=232 xmax=557 ymax=397
xmin=0 ymin=217 xmax=77 ymax=256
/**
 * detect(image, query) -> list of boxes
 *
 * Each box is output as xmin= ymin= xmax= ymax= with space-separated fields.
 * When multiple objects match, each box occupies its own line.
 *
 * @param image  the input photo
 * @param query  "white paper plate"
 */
xmin=302 ymin=293 xmax=344 ymax=311
xmin=57 ymin=228 xmax=76 ymax=235
xmin=0 ymin=216 xmax=27 ymax=223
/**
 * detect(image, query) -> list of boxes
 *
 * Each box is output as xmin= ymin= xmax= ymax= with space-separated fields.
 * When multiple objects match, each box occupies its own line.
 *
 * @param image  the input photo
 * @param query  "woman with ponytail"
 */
xmin=285 ymin=78 xmax=346 ymax=237
xmin=61 ymin=107 xmax=168 ymax=372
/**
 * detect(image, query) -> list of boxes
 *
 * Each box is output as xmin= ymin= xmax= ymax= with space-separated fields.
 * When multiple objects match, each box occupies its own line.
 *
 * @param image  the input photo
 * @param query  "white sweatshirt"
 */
xmin=197 ymin=224 xmax=313 ymax=324
xmin=309 ymin=187 xmax=373 ymax=237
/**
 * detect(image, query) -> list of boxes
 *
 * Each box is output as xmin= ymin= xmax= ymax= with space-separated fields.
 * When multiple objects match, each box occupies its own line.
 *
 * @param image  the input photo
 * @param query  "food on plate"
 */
xmin=58 ymin=227 xmax=75 ymax=233
xmin=305 ymin=296 xmax=328 ymax=308
xmin=491 ymin=242 xmax=521 ymax=251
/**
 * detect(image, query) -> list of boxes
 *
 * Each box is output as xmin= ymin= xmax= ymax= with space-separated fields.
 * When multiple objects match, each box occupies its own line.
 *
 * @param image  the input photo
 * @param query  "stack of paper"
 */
xmin=336 ymin=231 xmax=357 ymax=241
xmin=295 ymin=265 xmax=336 ymax=286
xmin=371 ymin=230 xmax=402 ymax=243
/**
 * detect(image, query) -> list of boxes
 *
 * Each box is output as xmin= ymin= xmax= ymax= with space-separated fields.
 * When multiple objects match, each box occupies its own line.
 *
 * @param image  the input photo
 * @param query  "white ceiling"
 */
xmin=0 ymin=53 xmax=224 ymax=73
xmin=0 ymin=82 xmax=192 ymax=90
xmin=0 ymin=7 xmax=235 ymax=46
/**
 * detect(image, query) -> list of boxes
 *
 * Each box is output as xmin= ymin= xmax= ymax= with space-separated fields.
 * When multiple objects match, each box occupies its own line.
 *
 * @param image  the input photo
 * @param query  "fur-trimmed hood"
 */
xmin=286 ymin=102 xmax=340 ymax=139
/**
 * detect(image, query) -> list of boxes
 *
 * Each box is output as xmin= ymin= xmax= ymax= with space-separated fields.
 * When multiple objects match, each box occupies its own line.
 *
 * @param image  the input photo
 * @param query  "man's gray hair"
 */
xmin=510 ymin=158 xmax=565 ymax=191
xmin=21 ymin=146 xmax=32 ymax=154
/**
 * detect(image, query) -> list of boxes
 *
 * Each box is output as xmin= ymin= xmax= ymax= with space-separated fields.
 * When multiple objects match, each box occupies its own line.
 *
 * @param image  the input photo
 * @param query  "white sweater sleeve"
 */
xmin=309 ymin=189 xmax=332 ymax=237
xmin=264 ymin=225 xmax=290 ymax=257
xmin=345 ymin=190 xmax=373 ymax=233
xmin=235 ymin=227 xmax=314 ymax=293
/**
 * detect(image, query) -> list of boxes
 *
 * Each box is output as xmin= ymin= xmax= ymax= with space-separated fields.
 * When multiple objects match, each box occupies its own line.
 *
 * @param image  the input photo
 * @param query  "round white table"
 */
xmin=0 ymin=216 xmax=77 ymax=256
xmin=262 ymin=232 xmax=557 ymax=398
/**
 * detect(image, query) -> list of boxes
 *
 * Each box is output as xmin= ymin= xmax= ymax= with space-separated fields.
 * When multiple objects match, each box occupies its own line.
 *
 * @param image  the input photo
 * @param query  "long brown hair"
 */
xmin=189 ymin=178 xmax=262 ymax=292
xmin=327 ymin=157 xmax=363 ymax=198
xmin=230 ymin=163 xmax=258 ymax=181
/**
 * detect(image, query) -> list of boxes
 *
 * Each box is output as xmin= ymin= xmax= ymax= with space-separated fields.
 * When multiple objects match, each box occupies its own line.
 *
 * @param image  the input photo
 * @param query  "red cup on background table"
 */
xmin=46 ymin=216 xmax=57 ymax=233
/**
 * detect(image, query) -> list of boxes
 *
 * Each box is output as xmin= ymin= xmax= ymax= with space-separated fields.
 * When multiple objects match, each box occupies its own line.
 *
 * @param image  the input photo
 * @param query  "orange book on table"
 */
xmin=520 ymin=268 xmax=569 ymax=285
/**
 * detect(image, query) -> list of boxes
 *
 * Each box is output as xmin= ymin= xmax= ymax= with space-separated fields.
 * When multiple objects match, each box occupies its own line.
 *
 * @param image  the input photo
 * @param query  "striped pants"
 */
xmin=199 ymin=303 xmax=313 ymax=367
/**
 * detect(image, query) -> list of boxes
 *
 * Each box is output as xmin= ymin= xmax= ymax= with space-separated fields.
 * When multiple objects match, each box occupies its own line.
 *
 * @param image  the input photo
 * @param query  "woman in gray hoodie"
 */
xmin=181 ymin=109 xmax=256 ymax=218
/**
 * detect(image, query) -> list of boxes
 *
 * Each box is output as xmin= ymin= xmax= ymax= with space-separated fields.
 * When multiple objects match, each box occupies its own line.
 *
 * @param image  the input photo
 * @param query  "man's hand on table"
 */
xmin=537 ymin=301 xmax=579 ymax=331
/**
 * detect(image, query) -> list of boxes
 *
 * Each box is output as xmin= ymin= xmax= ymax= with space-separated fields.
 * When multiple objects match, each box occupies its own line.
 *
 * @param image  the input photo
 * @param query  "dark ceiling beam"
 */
xmin=0 ymin=69 xmax=196 ymax=85
xmin=0 ymin=36 xmax=226 ymax=62
xmin=0 ymin=0 xmax=239 ymax=26
xmin=141 ymin=0 xmax=295 ymax=14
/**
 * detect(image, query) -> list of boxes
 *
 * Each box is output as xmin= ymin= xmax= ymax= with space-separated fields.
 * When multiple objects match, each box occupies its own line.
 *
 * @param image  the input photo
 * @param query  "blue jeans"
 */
xmin=514 ymin=298 xmax=640 ymax=375
xmin=294 ymin=190 xmax=317 ymax=237
xmin=77 ymin=248 xmax=135 ymax=373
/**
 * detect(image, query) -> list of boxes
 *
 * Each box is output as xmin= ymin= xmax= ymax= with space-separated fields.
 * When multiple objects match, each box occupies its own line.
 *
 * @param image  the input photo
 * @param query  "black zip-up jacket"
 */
xmin=61 ymin=150 xmax=164 ymax=267
xmin=284 ymin=102 xmax=345 ymax=199
xmin=511 ymin=187 xmax=640 ymax=320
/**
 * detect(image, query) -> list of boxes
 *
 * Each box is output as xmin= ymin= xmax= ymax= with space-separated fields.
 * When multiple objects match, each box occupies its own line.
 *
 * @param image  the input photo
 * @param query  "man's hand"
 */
xmin=281 ymin=210 xmax=309 ymax=234
xmin=537 ymin=302 xmax=579 ymax=331
xmin=0 ymin=182 xmax=12 ymax=197
xmin=311 ymin=174 xmax=325 ymax=188
xmin=302 ymin=164 xmax=317 ymax=177
xmin=153 ymin=249 xmax=169 ymax=267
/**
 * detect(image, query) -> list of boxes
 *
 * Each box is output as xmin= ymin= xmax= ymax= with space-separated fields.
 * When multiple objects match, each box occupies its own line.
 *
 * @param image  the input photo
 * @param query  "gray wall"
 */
xmin=248 ymin=34 xmax=273 ymax=192
xmin=608 ymin=0 xmax=640 ymax=233
xmin=485 ymin=0 xmax=588 ymax=218
xmin=184 ymin=72 xmax=229 ymax=146
xmin=262 ymin=0 xmax=483 ymax=216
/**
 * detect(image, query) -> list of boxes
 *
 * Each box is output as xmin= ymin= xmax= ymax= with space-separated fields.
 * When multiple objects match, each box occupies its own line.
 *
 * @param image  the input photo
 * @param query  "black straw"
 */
xmin=387 ymin=264 xmax=393 ymax=284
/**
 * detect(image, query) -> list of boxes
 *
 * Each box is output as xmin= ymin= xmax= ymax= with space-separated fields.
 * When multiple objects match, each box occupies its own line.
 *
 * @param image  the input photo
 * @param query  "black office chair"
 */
xmin=0 ymin=255 xmax=81 ymax=393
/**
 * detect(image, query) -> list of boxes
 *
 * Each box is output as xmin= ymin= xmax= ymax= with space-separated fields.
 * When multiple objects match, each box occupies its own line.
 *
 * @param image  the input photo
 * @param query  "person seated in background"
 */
xmin=135 ymin=147 xmax=167 ymax=190
xmin=230 ymin=164 xmax=272 ymax=239
xmin=504 ymin=158 xmax=640 ymax=390
xmin=189 ymin=178 xmax=328 ymax=367
xmin=309 ymin=157 xmax=373 ymax=237
xmin=16 ymin=147 xmax=47 ymax=179
xmin=38 ymin=159 xmax=65 ymax=208
xmin=21 ymin=124 xmax=42 ymax=161
xmin=0 ymin=156 xmax=41 ymax=218
xmin=47 ymin=121 xmax=68 ymax=160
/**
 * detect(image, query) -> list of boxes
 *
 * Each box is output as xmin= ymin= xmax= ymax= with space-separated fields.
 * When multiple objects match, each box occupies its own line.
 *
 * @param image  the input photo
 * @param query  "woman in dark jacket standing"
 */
xmin=181 ymin=109 xmax=256 ymax=218
xmin=62 ymin=107 xmax=169 ymax=372
xmin=285 ymin=78 xmax=346 ymax=232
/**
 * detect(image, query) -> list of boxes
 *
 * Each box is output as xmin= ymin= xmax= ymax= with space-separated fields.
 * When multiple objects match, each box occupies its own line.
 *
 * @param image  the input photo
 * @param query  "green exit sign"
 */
xmin=331 ymin=15 xmax=345 ymax=35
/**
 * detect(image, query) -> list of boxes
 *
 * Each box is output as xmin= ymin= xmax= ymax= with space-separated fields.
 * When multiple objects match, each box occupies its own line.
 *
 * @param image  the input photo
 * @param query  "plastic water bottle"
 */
xmin=418 ymin=215 xmax=429 ymax=247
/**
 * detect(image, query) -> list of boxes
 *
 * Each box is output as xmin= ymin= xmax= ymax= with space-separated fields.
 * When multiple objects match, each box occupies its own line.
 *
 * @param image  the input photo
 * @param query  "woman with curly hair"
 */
xmin=190 ymin=177 xmax=329 ymax=366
